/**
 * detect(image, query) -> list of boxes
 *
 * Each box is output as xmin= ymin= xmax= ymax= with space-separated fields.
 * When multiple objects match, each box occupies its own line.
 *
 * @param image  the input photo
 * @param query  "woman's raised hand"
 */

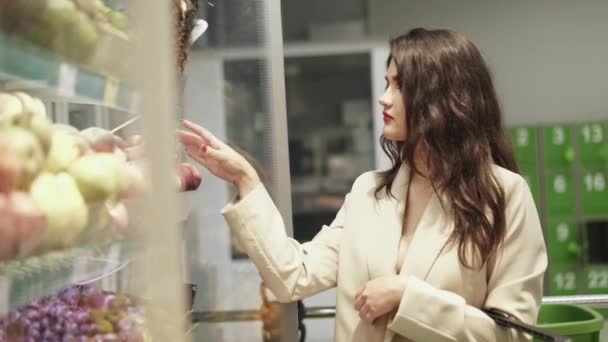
xmin=177 ymin=120 xmax=261 ymax=198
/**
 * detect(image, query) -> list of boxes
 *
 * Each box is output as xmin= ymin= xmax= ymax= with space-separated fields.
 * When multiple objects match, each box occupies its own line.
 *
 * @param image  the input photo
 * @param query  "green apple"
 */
xmin=30 ymin=172 xmax=89 ymax=249
xmin=31 ymin=98 xmax=47 ymax=117
xmin=0 ymin=127 xmax=45 ymax=189
xmin=28 ymin=114 xmax=54 ymax=154
xmin=68 ymin=153 xmax=128 ymax=202
xmin=106 ymin=11 xmax=128 ymax=32
xmin=43 ymin=0 xmax=99 ymax=63
xmin=13 ymin=92 xmax=37 ymax=115
xmin=0 ymin=93 xmax=53 ymax=152
xmin=73 ymin=0 xmax=111 ymax=19
xmin=65 ymin=11 xmax=99 ymax=62
xmin=53 ymin=123 xmax=80 ymax=135
xmin=45 ymin=131 xmax=84 ymax=173
xmin=0 ymin=93 xmax=26 ymax=127
xmin=80 ymin=127 xmax=116 ymax=152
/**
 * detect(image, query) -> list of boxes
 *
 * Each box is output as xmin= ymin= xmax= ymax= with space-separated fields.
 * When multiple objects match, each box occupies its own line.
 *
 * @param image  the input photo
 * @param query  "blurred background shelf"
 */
xmin=0 ymin=239 xmax=132 ymax=315
xmin=0 ymin=34 xmax=135 ymax=113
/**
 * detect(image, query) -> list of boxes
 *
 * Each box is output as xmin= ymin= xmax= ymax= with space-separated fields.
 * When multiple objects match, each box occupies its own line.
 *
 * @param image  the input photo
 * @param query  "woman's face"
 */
xmin=379 ymin=59 xmax=406 ymax=141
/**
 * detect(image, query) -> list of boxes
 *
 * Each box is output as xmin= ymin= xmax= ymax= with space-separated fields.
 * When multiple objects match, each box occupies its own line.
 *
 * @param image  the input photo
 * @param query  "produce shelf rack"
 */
xmin=0 ymin=34 xmax=136 ymax=113
xmin=0 ymin=239 xmax=132 ymax=315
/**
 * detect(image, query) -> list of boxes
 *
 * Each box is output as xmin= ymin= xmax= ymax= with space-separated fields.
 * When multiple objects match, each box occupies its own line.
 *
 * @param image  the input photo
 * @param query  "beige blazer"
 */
xmin=222 ymin=165 xmax=547 ymax=342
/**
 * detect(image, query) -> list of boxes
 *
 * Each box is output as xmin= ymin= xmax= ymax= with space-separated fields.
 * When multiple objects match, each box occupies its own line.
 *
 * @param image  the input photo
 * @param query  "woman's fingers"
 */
xmin=186 ymin=150 xmax=211 ymax=169
xmin=354 ymin=293 xmax=365 ymax=311
xmin=358 ymin=306 xmax=371 ymax=322
xmin=177 ymin=130 xmax=207 ymax=148
xmin=181 ymin=120 xmax=222 ymax=148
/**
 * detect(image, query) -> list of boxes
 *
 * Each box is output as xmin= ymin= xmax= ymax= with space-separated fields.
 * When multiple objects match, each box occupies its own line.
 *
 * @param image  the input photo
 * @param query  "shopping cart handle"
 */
xmin=482 ymin=308 xmax=572 ymax=342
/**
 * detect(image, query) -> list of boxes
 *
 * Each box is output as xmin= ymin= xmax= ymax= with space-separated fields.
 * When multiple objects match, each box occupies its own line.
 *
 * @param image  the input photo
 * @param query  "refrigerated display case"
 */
xmin=0 ymin=0 xmax=262 ymax=341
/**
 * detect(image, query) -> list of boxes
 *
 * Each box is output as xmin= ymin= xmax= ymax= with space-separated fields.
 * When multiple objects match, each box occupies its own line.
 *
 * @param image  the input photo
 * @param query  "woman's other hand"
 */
xmin=354 ymin=275 xmax=408 ymax=324
xmin=177 ymin=120 xmax=261 ymax=198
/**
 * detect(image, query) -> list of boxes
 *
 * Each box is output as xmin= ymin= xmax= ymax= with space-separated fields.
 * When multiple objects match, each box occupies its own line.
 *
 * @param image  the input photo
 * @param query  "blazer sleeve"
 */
xmin=388 ymin=176 xmax=548 ymax=341
xmin=221 ymin=183 xmax=349 ymax=303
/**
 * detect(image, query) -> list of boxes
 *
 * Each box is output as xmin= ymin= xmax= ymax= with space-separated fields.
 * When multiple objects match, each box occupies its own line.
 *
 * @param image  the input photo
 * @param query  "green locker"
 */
xmin=510 ymin=127 xmax=538 ymax=166
xmin=549 ymin=264 xmax=579 ymax=295
xmin=520 ymin=165 xmax=541 ymax=207
xmin=603 ymin=121 xmax=608 ymax=165
xmin=584 ymin=266 xmax=608 ymax=294
xmin=543 ymin=124 xmax=575 ymax=167
xmin=545 ymin=168 xmax=576 ymax=217
xmin=578 ymin=122 xmax=606 ymax=164
xmin=579 ymin=165 xmax=608 ymax=217
xmin=547 ymin=219 xmax=581 ymax=264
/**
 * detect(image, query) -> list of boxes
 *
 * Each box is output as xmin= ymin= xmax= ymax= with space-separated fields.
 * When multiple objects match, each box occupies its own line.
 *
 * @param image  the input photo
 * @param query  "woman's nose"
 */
xmin=379 ymin=91 xmax=391 ymax=108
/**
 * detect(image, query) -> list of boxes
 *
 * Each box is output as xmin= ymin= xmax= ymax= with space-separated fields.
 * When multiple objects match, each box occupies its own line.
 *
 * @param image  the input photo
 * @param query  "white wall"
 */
xmin=281 ymin=0 xmax=367 ymax=40
xmin=369 ymin=0 xmax=608 ymax=125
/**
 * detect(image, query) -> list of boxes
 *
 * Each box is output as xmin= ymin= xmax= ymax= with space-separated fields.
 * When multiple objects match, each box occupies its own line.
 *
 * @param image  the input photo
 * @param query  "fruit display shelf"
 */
xmin=0 ymin=34 xmax=135 ymax=113
xmin=0 ymin=239 xmax=132 ymax=315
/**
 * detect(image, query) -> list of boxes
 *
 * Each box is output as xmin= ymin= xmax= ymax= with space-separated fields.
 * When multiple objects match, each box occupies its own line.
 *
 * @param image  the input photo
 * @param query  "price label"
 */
xmin=0 ymin=277 xmax=11 ymax=315
xmin=104 ymin=78 xmax=119 ymax=106
xmin=553 ymin=271 xmax=577 ymax=291
xmin=58 ymin=63 xmax=77 ymax=97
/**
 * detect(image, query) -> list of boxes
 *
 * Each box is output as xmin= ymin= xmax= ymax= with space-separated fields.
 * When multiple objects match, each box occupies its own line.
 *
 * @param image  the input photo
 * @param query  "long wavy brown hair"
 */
xmin=173 ymin=0 xmax=201 ymax=72
xmin=375 ymin=28 xmax=519 ymax=269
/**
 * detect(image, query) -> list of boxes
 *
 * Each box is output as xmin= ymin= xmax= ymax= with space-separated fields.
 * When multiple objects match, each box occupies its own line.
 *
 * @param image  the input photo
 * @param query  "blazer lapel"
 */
xmin=399 ymin=192 xmax=452 ymax=280
xmin=366 ymin=166 xmax=408 ymax=279
xmin=366 ymin=165 xmax=453 ymax=281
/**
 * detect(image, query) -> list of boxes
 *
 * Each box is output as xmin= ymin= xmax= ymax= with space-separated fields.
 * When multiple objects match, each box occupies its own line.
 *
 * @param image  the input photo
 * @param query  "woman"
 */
xmin=179 ymin=28 xmax=548 ymax=342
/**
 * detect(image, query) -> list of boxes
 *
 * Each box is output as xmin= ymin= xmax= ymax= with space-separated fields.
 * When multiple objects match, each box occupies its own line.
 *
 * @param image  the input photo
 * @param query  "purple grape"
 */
xmin=30 ymin=321 xmax=41 ymax=332
xmin=59 ymin=288 xmax=81 ymax=305
xmin=80 ymin=286 xmax=102 ymax=299
xmin=72 ymin=310 xmax=89 ymax=324
xmin=80 ymin=323 xmax=97 ymax=336
xmin=65 ymin=322 xmax=78 ymax=334
xmin=7 ymin=312 xmax=20 ymax=322
xmin=63 ymin=310 xmax=75 ymax=322
xmin=88 ymin=294 xmax=116 ymax=310
xmin=19 ymin=317 xmax=32 ymax=329
xmin=41 ymin=329 xmax=57 ymax=340
xmin=27 ymin=324 xmax=40 ymax=336
xmin=52 ymin=322 xmax=65 ymax=334
xmin=41 ymin=317 xmax=50 ymax=328
xmin=22 ymin=308 xmax=41 ymax=321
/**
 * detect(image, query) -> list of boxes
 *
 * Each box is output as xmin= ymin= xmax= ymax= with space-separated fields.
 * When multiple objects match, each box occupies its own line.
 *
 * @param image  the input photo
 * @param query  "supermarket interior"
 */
xmin=1 ymin=0 xmax=608 ymax=341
